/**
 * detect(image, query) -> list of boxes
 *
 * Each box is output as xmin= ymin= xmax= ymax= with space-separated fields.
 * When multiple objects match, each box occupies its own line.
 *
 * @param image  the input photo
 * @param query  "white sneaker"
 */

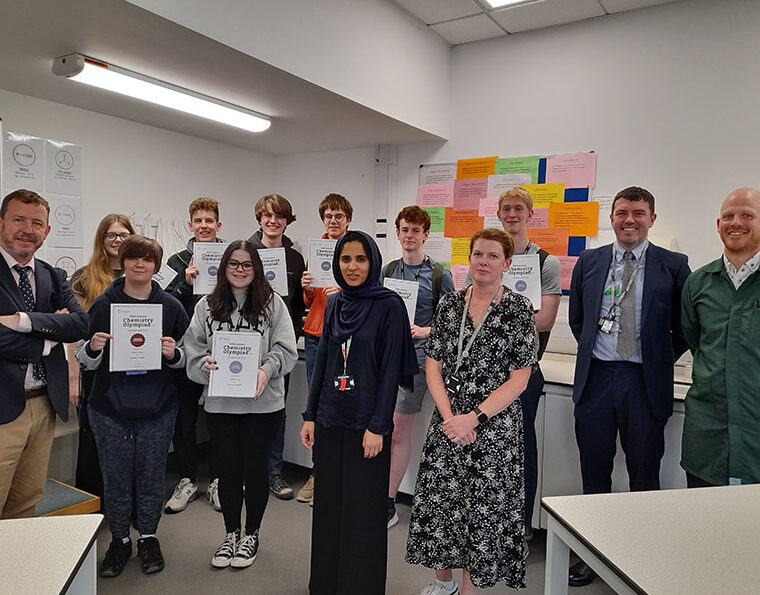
xmin=207 ymin=478 xmax=222 ymax=512
xmin=230 ymin=530 xmax=259 ymax=568
xmin=165 ymin=478 xmax=199 ymax=513
xmin=420 ymin=580 xmax=459 ymax=595
xmin=211 ymin=530 xmax=239 ymax=568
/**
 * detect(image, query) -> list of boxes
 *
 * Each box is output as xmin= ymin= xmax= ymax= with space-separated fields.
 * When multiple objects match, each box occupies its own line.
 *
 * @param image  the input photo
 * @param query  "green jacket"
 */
xmin=681 ymin=257 xmax=760 ymax=485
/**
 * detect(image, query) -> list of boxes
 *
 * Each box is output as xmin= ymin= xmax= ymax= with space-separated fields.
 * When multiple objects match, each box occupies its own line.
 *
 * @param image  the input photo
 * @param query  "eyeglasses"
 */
xmin=323 ymin=213 xmax=346 ymax=221
xmin=103 ymin=232 xmax=131 ymax=241
xmin=227 ymin=260 xmax=254 ymax=271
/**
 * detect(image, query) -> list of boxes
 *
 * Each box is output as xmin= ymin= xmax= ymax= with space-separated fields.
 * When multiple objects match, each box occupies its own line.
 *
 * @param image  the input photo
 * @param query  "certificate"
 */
xmin=208 ymin=331 xmax=261 ymax=398
xmin=109 ymin=304 xmax=163 ymax=372
xmin=383 ymin=278 xmax=419 ymax=323
xmin=308 ymin=239 xmax=338 ymax=288
xmin=194 ymin=243 xmax=227 ymax=294
xmin=257 ymin=247 xmax=288 ymax=296
xmin=502 ymin=254 xmax=541 ymax=310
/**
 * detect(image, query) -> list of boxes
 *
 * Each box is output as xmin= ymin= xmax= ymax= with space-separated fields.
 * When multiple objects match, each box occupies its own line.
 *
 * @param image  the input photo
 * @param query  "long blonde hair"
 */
xmin=76 ymin=214 xmax=135 ymax=309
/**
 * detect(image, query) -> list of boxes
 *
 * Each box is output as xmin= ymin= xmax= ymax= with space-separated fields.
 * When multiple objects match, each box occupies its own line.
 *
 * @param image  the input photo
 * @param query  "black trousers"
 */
xmin=519 ymin=366 xmax=544 ymax=530
xmin=172 ymin=375 xmax=217 ymax=482
xmin=309 ymin=424 xmax=390 ymax=595
xmin=574 ymin=360 xmax=665 ymax=494
xmin=75 ymin=370 xmax=103 ymax=501
xmin=205 ymin=409 xmax=283 ymax=535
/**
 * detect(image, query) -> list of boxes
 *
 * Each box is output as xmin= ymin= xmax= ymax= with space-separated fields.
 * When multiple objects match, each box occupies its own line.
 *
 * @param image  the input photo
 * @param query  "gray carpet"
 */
xmin=95 ymin=464 xmax=616 ymax=594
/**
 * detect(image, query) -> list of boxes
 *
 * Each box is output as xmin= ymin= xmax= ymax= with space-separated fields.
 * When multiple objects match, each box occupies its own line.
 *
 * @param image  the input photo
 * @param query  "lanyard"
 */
xmin=341 ymin=337 xmax=352 ymax=376
xmin=455 ymin=286 xmax=501 ymax=372
xmin=399 ymin=256 xmax=428 ymax=283
xmin=607 ymin=243 xmax=646 ymax=306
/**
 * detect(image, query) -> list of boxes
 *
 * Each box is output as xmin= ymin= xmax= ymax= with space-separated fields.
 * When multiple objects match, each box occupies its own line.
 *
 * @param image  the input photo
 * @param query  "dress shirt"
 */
xmin=592 ymin=240 xmax=647 ymax=363
xmin=723 ymin=250 xmax=760 ymax=290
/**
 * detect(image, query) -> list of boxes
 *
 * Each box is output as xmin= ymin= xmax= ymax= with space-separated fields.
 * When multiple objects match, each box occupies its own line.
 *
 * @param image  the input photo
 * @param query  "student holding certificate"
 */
xmin=183 ymin=241 xmax=297 ymax=570
xmin=76 ymin=236 xmax=189 ymax=578
xmin=300 ymin=231 xmax=418 ymax=595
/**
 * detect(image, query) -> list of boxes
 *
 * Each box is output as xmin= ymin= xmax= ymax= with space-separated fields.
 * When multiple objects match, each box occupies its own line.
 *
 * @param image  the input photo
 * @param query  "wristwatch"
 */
xmin=473 ymin=406 xmax=488 ymax=425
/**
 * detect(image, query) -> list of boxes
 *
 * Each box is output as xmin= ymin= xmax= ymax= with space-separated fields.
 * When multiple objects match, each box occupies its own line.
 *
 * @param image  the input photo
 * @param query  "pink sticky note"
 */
xmin=453 ymin=178 xmax=487 ymax=210
xmin=417 ymin=184 xmax=454 ymax=207
xmin=479 ymin=197 xmax=499 ymax=217
xmin=450 ymin=264 xmax=470 ymax=291
xmin=527 ymin=208 xmax=549 ymax=228
xmin=559 ymin=256 xmax=579 ymax=291
xmin=545 ymin=153 xmax=597 ymax=189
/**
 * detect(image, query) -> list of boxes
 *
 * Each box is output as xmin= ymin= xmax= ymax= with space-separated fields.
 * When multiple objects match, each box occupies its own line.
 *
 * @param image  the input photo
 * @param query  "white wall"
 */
xmin=0 ymin=88 xmax=276 ymax=257
xmin=397 ymin=0 xmax=760 ymax=270
xmin=126 ymin=0 xmax=451 ymax=139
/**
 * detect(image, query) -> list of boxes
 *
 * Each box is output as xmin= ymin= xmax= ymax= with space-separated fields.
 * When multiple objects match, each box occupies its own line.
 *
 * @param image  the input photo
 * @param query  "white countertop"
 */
xmin=0 ymin=513 xmax=103 ymax=593
xmin=543 ymin=485 xmax=760 ymax=594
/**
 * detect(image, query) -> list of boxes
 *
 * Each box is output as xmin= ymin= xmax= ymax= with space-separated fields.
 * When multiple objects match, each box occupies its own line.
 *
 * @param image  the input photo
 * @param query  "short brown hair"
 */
xmin=1 ymin=189 xmax=50 ymax=218
xmin=498 ymin=187 xmax=533 ymax=211
xmin=612 ymin=186 xmax=655 ymax=214
xmin=470 ymin=228 xmax=514 ymax=260
xmin=255 ymin=194 xmax=296 ymax=225
xmin=318 ymin=193 xmax=353 ymax=221
xmin=118 ymin=235 xmax=163 ymax=274
xmin=395 ymin=205 xmax=431 ymax=232
xmin=188 ymin=197 xmax=219 ymax=220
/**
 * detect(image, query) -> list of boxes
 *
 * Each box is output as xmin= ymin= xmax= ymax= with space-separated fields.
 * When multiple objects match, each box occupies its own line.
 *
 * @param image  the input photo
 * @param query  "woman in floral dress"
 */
xmin=406 ymin=228 xmax=537 ymax=594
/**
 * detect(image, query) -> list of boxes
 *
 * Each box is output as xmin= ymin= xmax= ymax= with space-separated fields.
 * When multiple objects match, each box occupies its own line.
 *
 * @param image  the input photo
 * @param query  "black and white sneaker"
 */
xmin=231 ymin=530 xmax=259 ymax=568
xmin=99 ymin=538 xmax=132 ymax=577
xmin=269 ymin=474 xmax=294 ymax=500
xmin=136 ymin=536 xmax=165 ymax=574
xmin=211 ymin=530 xmax=239 ymax=568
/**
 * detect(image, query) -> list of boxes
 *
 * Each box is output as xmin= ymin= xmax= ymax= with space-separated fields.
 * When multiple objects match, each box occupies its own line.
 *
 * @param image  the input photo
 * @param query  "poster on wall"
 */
xmin=2 ymin=132 xmax=44 ymax=192
xmin=45 ymin=139 xmax=82 ymax=196
xmin=38 ymin=247 xmax=84 ymax=279
xmin=47 ymin=194 xmax=83 ymax=248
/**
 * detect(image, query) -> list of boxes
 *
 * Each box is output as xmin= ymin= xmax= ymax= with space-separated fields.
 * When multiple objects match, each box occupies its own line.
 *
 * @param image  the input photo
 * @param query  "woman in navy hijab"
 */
xmin=301 ymin=230 xmax=418 ymax=595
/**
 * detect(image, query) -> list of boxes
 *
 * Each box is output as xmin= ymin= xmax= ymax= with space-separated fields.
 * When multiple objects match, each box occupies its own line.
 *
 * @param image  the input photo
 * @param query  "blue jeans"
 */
xmin=89 ymin=404 xmax=177 ymax=540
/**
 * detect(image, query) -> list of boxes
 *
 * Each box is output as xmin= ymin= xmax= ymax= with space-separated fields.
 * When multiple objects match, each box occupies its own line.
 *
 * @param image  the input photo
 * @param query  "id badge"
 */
xmin=334 ymin=375 xmax=355 ymax=392
xmin=445 ymin=374 xmax=462 ymax=397
xmin=598 ymin=316 xmax=615 ymax=334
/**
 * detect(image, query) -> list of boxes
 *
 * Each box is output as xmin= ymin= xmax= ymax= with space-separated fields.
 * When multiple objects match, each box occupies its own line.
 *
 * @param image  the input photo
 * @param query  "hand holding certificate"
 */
xmin=109 ymin=304 xmax=163 ymax=372
xmin=308 ymin=239 xmax=338 ymax=288
xmin=208 ymin=331 xmax=262 ymax=398
xmin=194 ymin=243 xmax=227 ymax=294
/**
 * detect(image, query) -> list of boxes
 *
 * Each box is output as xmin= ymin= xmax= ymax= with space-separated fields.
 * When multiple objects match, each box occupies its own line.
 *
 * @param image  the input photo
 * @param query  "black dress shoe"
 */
xmin=569 ymin=561 xmax=597 ymax=587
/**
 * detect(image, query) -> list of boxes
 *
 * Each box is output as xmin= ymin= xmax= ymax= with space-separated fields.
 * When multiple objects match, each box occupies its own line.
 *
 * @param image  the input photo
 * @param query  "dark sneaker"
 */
xmin=387 ymin=505 xmax=399 ymax=529
xmin=231 ymin=529 xmax=259 ymax=568
xmin=137 ymin=536 xmax=165 ymax=574
xmin=269 ymin=474 xmax=294 ymax=500
xmin=99 ymin=538 xmax=132 ymax=577
xmin=211 ymin=530 xmax=239 ymax=568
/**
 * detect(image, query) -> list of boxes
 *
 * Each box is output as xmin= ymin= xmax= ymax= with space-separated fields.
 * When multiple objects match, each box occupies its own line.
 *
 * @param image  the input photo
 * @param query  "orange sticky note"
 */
xmin=457 ymin=156 xmax=497 ymax=180
xmin=444 ymin=208 xmax=484 ymax=238
xmin=548 ymin=201 xmax=599 ymax=236
xmin=526 ymin=228 xmax=570 ymax=256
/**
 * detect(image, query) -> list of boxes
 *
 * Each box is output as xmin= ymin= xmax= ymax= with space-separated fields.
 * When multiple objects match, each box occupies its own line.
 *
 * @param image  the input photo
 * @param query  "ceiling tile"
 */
xmin=491 ymin=0 xmax=605 ymax=33
xmin=394 ymin=0 xmax=482 ymax=24
xmin=598 ymin=0 xmax=676 ymax=13
xmin=432 ymin=13 xmax=506 ymax=45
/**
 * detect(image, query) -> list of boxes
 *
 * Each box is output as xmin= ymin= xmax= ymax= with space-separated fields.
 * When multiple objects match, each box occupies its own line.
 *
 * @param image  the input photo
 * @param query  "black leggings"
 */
xmin=206 ymin=409 xmax=283 ymax=535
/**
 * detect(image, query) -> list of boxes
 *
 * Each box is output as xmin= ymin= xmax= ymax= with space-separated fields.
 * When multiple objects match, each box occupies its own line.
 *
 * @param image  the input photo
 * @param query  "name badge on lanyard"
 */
xmin=334 ymin=337 xmax=355 ymax=392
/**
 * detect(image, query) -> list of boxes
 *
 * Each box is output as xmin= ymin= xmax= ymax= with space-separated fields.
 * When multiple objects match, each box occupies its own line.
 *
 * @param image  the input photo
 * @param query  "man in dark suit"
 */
xmin=567 ymin=186 xmax=690 ymax=586
xmin=0 ymin=189 xmax=89 ymax=518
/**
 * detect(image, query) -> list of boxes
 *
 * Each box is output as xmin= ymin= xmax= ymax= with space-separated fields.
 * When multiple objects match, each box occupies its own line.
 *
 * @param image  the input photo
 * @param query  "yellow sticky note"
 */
xmin=548 ymin=201 xmax=599 ymax=236
xmin=450 ymin=238 xmax=471 ymax=265
xmin=519 ymin=183 xmax=565 ymax=207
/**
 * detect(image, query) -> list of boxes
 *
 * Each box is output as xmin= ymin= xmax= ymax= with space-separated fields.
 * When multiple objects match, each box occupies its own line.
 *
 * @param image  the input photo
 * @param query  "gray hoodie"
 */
xmin=183 ymin=291 xmax=297 ymax=414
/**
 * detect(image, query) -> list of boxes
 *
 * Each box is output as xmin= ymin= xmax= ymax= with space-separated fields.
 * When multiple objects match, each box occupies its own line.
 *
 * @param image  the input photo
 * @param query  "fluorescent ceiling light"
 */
xmin=53 ymin=54 xmax=270 ymax=133
xmin=483 ymin=0 xmax=532 ymax=8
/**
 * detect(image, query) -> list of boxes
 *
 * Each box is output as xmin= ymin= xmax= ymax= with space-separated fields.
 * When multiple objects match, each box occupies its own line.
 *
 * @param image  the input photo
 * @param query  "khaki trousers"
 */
xmin=0 ymin=395 xmax=56 ymax=518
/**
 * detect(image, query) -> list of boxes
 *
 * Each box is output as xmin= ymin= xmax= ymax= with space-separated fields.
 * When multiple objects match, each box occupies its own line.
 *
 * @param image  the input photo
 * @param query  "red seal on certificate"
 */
xmin=130 ymin=333 xmax=146 ymax=348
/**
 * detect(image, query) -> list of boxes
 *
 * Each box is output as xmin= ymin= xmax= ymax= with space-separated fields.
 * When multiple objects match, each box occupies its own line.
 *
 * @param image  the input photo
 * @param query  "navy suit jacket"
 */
xmin=568 ymin=242 xmax=690 ymax=423
xmin=0 ymin=255 xmax=89 ymax=425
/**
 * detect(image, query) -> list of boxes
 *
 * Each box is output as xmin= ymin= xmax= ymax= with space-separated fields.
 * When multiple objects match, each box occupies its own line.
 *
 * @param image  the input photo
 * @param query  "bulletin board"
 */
xmin=417 ymin=152 xmax=599 ymax=292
